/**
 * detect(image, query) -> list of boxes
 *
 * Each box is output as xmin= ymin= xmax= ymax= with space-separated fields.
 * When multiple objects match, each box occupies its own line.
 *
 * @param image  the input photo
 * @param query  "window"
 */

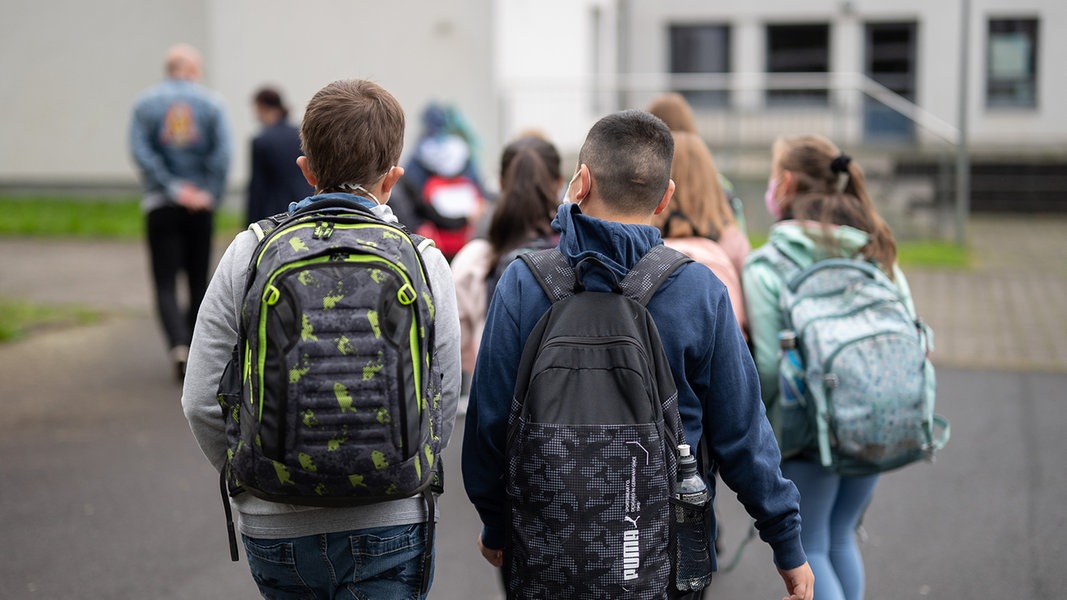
xmin=987 ymin=18 xmax=1039 ymax=108
xmin=669 ymin=24 xmax=731 ymax=108
xmin=766 ymin=24 xmax=830 ymax=106
xmin=864 ymin=22 xmax=918 ymax=141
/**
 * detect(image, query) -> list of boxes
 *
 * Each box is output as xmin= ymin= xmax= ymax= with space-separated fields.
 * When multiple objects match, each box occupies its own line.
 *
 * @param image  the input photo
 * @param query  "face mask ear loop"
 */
xmin=338 ymin=182 xmax=381 ymax=205
xmin=565 ymin=167 xmax=584 ymax=208
xmin=352 ymin=185 xmax=381 ymax=205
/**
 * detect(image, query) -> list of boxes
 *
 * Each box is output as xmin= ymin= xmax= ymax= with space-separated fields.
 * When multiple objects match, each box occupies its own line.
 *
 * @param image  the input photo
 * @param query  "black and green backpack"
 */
xmin=215 ymin=198 xmax=442 ymax=560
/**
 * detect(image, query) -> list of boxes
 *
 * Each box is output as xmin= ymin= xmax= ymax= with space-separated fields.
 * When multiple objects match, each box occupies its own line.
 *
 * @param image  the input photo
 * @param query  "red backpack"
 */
xmin=414 ymin=174 xmax=484 ymax=260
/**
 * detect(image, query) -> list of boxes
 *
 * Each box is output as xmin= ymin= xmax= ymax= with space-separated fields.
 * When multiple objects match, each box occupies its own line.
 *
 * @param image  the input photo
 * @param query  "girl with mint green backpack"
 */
xmin=743 ymin=134 xmax=945 ymax=600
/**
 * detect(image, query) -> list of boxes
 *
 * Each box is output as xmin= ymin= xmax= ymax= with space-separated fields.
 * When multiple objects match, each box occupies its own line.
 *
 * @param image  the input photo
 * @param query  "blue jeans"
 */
xmin=242 ymin=524 xmax=433 ymax=600
xmin=781 ymin=460 xmax=878 ymax=600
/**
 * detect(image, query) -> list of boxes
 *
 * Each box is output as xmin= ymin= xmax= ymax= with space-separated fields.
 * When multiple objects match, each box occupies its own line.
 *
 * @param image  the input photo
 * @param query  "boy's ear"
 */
xmin=380 ymin=165 xmax=405 ymax=195
xmin=296 ymin=156 xmax=317 ymax=188
xmin=653 ymin=179 xmax=675 ymax=215
xmin=574 ymin=164 xmax=592 ymax=201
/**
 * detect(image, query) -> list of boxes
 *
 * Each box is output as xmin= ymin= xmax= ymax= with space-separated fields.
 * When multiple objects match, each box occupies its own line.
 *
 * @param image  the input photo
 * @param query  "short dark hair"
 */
xmin=578 ymin=110 xmax=674 ymax=214
xmin=499 ymin=135 xmax=561 ymax=183
xmin=300 ymin=80 xmax=405 ymax=192
xmin=254 ymin=86 xmax=288 ymax=118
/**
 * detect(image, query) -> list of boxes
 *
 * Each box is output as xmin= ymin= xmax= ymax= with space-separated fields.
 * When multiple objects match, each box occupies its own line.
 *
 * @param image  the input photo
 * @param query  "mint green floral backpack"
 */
xmin=768 ymin=251 xmax=949 ymax=476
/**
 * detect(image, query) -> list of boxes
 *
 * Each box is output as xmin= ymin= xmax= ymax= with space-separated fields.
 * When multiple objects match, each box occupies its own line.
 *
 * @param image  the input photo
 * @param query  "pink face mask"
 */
xmin=764 ymin=177 xmax=783 ymax=220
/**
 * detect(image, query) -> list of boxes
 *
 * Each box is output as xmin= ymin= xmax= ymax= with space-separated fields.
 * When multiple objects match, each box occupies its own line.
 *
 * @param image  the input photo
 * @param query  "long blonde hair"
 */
xmin=772 ymin=134 xmax=898 ymax=276
xmin=653 ymin=131 xmax=735 ymax=240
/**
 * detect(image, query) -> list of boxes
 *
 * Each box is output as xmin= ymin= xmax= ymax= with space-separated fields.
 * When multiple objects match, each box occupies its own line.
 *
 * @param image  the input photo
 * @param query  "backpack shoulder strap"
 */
xmin=618 ymin=244 xmax=693 ymax=306
xmin=247 ymin=214 xmax=288 ymax=242
xmin=518 ymin=248 xmax=576 ymax=303
xmin=520 ymin=245 xmax=692 ymax=306
xmin=408 ymin=232 xmax=435 ymax=254
xmin=761 ymin=240 xmax=803 ymax=283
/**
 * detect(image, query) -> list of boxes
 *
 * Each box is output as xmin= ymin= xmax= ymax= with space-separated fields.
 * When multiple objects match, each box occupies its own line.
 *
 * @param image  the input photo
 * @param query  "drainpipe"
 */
xmin=616 ymin=0 xmax=629 ymax=111
xmin=955 ymin=0 xmax=971 ymax=246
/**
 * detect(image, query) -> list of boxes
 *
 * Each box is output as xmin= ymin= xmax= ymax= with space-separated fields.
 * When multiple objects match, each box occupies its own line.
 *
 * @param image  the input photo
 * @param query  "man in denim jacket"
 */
xmin=129 ymin=43 xmax=231 ymax=380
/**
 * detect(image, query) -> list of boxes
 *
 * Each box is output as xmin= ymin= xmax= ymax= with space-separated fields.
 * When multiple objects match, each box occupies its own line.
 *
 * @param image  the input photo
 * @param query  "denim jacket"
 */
xmin=129 ymin=78 xmax=232 ymax=212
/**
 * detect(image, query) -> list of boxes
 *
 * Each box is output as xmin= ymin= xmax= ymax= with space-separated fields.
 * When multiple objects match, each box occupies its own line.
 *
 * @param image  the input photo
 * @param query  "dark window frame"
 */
xmin=668 ymin=23 xmax=732 ymax=109
xmin=765 ymin=22 xmax=831 ymax=107
xmin=986 ymin=18 xmax=1039 ymax=109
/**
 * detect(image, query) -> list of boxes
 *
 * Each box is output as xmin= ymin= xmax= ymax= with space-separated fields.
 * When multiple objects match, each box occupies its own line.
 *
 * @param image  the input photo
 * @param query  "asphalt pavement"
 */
xmin=1 ymin=213 xmax=1065 ymax=599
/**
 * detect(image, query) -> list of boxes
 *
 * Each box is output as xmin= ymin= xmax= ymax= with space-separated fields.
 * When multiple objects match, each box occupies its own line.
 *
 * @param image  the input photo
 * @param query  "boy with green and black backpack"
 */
xmin=181 ymin=79 xmax=461 ymax=600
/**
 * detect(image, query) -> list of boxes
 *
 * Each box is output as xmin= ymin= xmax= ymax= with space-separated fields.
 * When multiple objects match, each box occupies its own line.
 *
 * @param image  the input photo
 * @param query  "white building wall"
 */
xmin=208 ymin=0 xmax=497 ymax=195
xmin=0 ymin=0 xmax=209 ymax=185
xmin=493 ymin=0 xmax=617 ymax=159
xmin=621 ymin=1 xmax=1064 ymax=150
xmin=970 ymin=0 xmax=1067 ymax=146
xmin=0 ymin=0 xmax=1063 ymax=192
xmin=0 ymin=0 xmax=496 ymax=195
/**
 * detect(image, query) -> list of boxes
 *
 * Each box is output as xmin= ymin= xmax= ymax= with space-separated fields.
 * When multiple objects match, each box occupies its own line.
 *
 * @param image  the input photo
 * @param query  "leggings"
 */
xmin=781 ymin=460 xmax=878 ymax=600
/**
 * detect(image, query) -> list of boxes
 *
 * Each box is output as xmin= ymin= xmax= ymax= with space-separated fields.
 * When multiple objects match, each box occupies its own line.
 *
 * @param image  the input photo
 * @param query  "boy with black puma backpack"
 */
xmin=181 ymin=79 xmax=461 ymax=600
xmin=462 ymin=110 xmax=814 ymax=600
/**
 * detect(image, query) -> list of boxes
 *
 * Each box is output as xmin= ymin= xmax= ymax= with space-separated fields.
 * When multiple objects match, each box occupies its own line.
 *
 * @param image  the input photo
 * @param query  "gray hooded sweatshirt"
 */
xmin=181 ymin=200 xmax=461 ymax=539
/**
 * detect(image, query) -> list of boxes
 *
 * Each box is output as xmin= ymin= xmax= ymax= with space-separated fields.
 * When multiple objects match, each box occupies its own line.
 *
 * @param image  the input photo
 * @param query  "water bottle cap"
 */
xmin=678 ymin=444 xmax=691 ymax=457
xmin=777 ymin=330 xmax=797 ymax=349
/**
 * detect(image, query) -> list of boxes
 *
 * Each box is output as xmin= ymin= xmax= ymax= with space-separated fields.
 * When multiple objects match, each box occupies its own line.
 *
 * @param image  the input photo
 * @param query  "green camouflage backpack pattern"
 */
xmin=216 ymin=200 xmax=443 ymax=516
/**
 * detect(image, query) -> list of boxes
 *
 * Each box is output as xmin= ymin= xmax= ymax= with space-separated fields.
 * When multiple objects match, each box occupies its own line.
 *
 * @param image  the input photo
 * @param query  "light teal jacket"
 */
xmin=742 ymin=221 xmax=915 ymax=407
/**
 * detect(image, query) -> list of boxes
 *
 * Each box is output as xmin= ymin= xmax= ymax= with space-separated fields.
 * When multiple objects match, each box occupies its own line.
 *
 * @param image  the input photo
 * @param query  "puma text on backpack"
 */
xmin=769 ymin=250 xmax=949 ymax=475
xmin=505 ymin=246 xmax=706 ymax=599
xmin=215 ymin=199 xmax=443 ymax=561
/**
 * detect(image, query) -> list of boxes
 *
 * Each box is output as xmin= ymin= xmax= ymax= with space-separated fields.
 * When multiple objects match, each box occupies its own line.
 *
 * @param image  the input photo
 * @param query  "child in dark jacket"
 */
xmin=461 ymin=109 xmax=814 ymax=600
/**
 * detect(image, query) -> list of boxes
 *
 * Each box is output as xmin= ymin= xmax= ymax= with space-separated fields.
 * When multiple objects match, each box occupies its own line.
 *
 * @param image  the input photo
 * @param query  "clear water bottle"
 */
xmin=674 ymin=443 xmax=712 ymax=591
xmin=778 ymin=330 xmax=805 ymax=405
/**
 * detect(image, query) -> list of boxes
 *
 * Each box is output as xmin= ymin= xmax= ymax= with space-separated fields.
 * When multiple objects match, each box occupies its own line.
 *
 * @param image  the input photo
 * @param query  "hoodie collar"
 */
xmin=769 ymin=219 xmax=870 ymax=268
xmin=552 ymin=203 xmax=664 ymax=286
xmin=287 ymin=192 xmax=400 ymax=224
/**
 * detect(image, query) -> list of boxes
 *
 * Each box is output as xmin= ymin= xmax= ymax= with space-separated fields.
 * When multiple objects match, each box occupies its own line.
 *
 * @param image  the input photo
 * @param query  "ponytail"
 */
xmin=774 ymin=135 xmax=898 ymax=278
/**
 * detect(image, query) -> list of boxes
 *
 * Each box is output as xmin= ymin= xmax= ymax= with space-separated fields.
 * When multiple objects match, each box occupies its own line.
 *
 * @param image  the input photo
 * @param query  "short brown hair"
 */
xmin=300 ymin=80 xmax=405 ymax=192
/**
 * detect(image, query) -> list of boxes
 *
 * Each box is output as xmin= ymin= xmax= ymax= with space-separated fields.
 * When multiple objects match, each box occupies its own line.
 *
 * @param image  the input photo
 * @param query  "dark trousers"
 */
xmin=146 ymin=205 xmax=213 ymax=350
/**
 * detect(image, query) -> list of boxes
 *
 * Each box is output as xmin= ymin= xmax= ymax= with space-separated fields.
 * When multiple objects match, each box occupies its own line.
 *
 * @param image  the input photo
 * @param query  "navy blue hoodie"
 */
xmin=461 ymin=203 xmax=806 ymax=570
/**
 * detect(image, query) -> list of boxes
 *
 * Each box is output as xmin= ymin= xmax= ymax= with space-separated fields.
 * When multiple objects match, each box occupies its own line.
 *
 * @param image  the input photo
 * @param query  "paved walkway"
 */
xmin=0 ymin=213 xmax=1065 ymax=373
xmin=0 ymin=216 xmax=1065 ymax=599
xmin=906 ymin=214 xmax=1067 ymax=373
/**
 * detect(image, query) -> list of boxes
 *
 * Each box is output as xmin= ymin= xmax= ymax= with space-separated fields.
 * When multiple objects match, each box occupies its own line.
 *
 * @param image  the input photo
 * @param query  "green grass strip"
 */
xmin=747 ymin=234 xmax=970 ymax=269
xmin=0 ymin=297 xmax=100 ymax=343
xmin=0 ymin=196 xmax=242 ymax=239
